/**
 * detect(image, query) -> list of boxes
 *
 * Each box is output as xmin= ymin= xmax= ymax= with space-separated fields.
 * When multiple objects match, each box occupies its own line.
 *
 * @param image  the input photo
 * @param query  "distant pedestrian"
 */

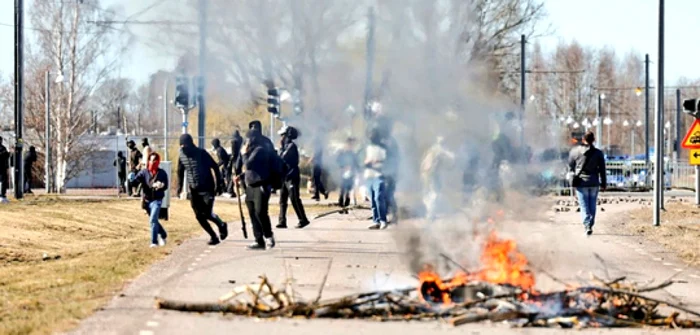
xmin=177 ymin=134 xmax=229 ymax=245
xmin=141 ymin=138 xmax=153 ymax=169
xmin=311 ymin=136 xmax=328 ymax=201
xmin=211 ymin=138 xmax=230 ymax=196
xmin=420 ymin=137 xmax=455 ymax=220
xmin=23 ymin=146 xmax=37 ymax=194
xmin=127 ymin=140 xmax=143 ymax=196
xmin=568 ymin=131 xmax=607 ymax=236
xmin=336 ymin=137 xmax=359 ymax=208
xmin=114 ymin=151 xmax=127 ymax=194
xmin=276 ymin=126 xmax=310 ymax=229
xmin=235 ymin=128 xmax=275 ymax=250
xmin=130 ymin=152 xmax=169 ymax=248
xmin=381 ymin=131 xmax=400 ymax=223
xmin=364 ymin=130 xmax=388 ymax=230
xmin=0 ymin=137 xmax=9 ymax=199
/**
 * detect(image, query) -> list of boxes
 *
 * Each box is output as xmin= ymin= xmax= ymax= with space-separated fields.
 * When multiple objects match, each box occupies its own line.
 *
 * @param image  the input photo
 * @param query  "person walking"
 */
xmin=130 ymin=152 xmax=169 ymax=248
xmin=177 ymin=134 xmax=229 ymax=245
xmin=226 ymin=130 xmax=243 ymax=197
xmin=336 ymin=137 xmax=359 ymax=208
xmin=276 ymin=126 xmax=310 ymax=229
xmin=0 ymin=137 xmax=9 ymax=200
xmin=114 ymin=151 xmax=127 ymax=194
xmin=568 ymin=131 xmax=607 ymax=236
xmin=311 ymin=136 xmax=329 ymax=201
xmin=141 ymin=138 xmax=153 ymax=169
xmin=420 ymin=136 xmax=456 ymax=220
xmin=127 ymin=140 xmax=143 ymax=196
xmin=364 ymin=130 xmax=388 ymax=230
xmin=23 ymin=146 xmax=37 ymax=194
xmin=235 ymin=128 xmax=275 ymax=250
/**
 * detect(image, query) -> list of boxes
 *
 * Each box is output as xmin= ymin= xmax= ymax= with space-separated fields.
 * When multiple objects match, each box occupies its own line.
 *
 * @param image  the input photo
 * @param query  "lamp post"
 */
xmin=597 ymin=93 xmax=605 ymax=147
xmin=604 ymin=101 xmax=613 ymax=154
xmin=44 ymin=71 xmax=63 ymax=194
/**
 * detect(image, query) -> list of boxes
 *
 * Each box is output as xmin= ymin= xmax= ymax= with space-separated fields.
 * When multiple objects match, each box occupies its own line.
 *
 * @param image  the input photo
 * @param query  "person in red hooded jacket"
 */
xmin=131 ymin=152 xmax=169 ymax=247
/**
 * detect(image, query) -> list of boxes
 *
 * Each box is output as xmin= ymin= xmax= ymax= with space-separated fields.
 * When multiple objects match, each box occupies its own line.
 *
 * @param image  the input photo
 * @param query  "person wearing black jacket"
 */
xmin=114 ymin=151 xmax=127 ymax=194
xmin=0 ymin=137 xmax=9 ymax=199
xmin=568 ymin=131 xmax=607 ymax=236
xmin=233 ymin=120 xmax=275 ymax=190
xmin=177 ymin=134 xmax=229 ymax=245
xmin=127 ymin=140 xmax=143 ymax=196
xmin=23 ymin=146 xmax=37 ymax=194
xmin=276 ymin=126 xmax=310 ymax=229
xmin=226 ymin=130 xmax=243 ymax=196
xmin=311 ymin=136 xmax=329 ymax=201
xmin=235 ymin=128 xmax=275 ymax=250
xmin=130 ymin=152 xmax=169 ymax=247
xmin=211 ymin=138 xmax=230 ymax=195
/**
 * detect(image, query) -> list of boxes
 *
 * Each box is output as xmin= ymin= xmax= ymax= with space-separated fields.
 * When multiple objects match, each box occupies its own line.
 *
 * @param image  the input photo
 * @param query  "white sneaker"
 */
xmin=157 ymin=236 xmax=166 ymax=246
xmin=149 ymin=244 xmax=158 ymax=248
xmin=266 ymin=237 xmax=276 ymax=249
xmin=379 ymin=221 xmax=388 ymax=230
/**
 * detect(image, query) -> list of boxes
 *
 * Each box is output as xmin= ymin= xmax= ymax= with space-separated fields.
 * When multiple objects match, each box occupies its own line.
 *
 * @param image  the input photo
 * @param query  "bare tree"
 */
xmin=22 ymin=0 xmax=128 ymax=192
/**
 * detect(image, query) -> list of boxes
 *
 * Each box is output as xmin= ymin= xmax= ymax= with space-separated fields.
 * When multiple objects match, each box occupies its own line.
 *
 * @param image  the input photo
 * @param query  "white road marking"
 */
xmin=689 ymin=274 xmax=700 ymax=279
xmin=191 ymin=263 xmax=197 ymax=266
xmin=146 ymin=321 xmax=159 ymax=327
xmin=209 ymin=246 xmax=216 ymax=249
xmin=674 ymin=268 xmax=684 ymax=272
xmin=139 ymin=331 xmax=154 ymax=335
xmin=187 ymin=268 xmax=193 ymax=272
xmin=663 ymin=263 xmax=675 ymax=267
xmin=652 ymin=257 xmax=663 ymax=261
xmin=205 ymin=250 xmax=212 ymax=253
xmin=195 ymin=258 xmax=201 ymax=261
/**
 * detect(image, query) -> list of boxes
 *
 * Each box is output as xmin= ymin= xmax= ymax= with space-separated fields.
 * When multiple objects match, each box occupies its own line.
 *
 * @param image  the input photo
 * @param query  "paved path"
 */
xmin=68 ymin=199 xmax=700 ymax=335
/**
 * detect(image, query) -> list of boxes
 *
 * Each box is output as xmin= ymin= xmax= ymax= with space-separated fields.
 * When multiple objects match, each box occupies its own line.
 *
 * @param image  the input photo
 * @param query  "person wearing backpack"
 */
xmin=235 ymin=128 xmax=275 ymax=250
xmin=276 ymin=126 xmax=310 ymax=229
xmin=130 ymin=152 xmax=169 ymax=248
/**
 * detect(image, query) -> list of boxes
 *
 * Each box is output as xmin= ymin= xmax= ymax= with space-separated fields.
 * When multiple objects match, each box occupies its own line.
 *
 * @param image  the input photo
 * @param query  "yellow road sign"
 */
xmin=691 ymin=149 xmax=700 ymax=165
xmin=682 ymin=119 xmax=700 ymax=149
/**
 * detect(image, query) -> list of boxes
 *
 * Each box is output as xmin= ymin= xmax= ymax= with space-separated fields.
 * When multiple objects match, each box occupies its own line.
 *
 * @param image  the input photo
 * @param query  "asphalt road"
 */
xmin=67 ymin=201 xmax=700 ymax=335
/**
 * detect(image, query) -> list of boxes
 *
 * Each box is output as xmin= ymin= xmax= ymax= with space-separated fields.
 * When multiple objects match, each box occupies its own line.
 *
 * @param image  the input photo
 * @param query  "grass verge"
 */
xmin=0 ymin=196 xmax=326 ymax=335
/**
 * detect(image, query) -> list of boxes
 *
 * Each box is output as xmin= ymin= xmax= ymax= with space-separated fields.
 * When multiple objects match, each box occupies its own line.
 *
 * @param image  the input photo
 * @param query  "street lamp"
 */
xmin=565 ymin=116 xmax=574 ymax=124
xmin=45 ymin=70 xmax=64 ymax=194
xmin=623 ymin=120 xmax=630 ymax=127
xmin=592 ymin=117 xmax=600 ymax=127
xmin=573 ymin=122 xmax=580 ymax=129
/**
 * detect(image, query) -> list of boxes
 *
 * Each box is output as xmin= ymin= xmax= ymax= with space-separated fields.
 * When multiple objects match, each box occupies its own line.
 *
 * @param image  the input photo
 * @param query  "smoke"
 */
xmin=129 ymin=0 xmax=555 ymax=276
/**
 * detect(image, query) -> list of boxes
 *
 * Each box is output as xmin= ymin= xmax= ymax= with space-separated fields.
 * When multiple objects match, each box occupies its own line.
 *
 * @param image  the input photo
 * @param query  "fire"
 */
xmin=473 ymin=231 xmax=535 ymax=291
xmin=417 ymin=232 xmax=535 ymax=304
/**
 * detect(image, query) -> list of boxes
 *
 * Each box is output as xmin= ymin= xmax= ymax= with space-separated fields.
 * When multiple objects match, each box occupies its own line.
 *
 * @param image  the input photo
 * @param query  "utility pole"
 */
xmin=163 ymin=82 xmax=169 ymax=161
xmin=363 ymin=6 xmax=375 ymax=121
xmin=520 ymin=34 xmax=526 ymax=143
xmin=597 ymin=94 xmax=602 ymax=148
xmin=645 ymin=54 xmax=651 ymax=165
xmin=14 ymin=0 xmax=24 ymax=200
xmin=197 ymin=0 xmax=207 ymax=149
xmin=675 ymin=89 xmax=681 ymax=165
xmin=44 ymin=71 xmax=50 ymax=194
xmin=653 ymin=0 xmax=664 ymax=226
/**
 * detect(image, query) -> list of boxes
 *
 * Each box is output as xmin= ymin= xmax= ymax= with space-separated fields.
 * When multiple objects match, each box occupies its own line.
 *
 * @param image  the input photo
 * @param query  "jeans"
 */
xmin=148 ymin=200 xmax=167 ymax=244
xmin=576 ymin=186 xmax=599 ymax=228
xmin=367 ymin=177 xmax=387 ymax=223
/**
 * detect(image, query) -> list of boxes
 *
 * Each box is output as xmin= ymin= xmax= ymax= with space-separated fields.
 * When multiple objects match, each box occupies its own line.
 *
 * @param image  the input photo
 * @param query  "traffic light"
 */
xmin=175 ymin=76 xmax=189 ymax=108
xmin=292 ymin=89 xmax=302 ymax=115
xmin=683 ymin=98 xmax=699 ymax=118
xmin=267 ymin=88 xmax=279 ymax=115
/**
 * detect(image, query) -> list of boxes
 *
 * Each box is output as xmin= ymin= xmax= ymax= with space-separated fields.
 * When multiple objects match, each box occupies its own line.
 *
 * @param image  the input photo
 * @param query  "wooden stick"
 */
xmin=155 ymin=298 xmax=250 ymax=314
xmin=574 ymin=286 xmax=700 ymax=319
xmin=450 ymin=311 xmax=527 ymax=327
xmin=314 ymin=258 xmax=334 ymax=304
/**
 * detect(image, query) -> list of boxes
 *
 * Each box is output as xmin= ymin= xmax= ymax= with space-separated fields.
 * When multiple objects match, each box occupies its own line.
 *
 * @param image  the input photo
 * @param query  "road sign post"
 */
xmin=681 ymin=119 xmax=700 ymax=205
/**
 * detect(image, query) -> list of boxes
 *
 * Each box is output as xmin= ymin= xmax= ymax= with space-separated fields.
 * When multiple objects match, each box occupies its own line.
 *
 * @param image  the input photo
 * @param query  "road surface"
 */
xmin=67 ymin=200 xmax=700 ymax=335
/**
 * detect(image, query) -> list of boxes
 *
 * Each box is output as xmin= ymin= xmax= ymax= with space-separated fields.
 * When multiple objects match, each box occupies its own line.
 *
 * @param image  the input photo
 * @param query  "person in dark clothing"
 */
xmin=114 ymin=151 xmax=127 ymax=194
xmin=336 ymin=137 xmax=359 ymax=208
xmin=226 ymin=130 xmax=243 ymax=196
xmin=381 ymin=133 xmax=400 ymax=223
xmin=311 ymin=136 xmax=328 ymax=201
xmin=127 ymin=140 xmax=143 ymax=196
xmin=23 ymin=146 xmax=37 ymax=194
xmin=177 ymin=134 xmax=229 ymax=245
xmin=235 ymin=128 xmax=275 ymax=250
xmin=0 ymin=137 xmax=9 ymax=199
xmin=568 ymin=131 xmax=607 ymax=236
xmin=211 ymin=138 xmax=230 ymax=196
xmin=276 ymin=126 xmax=310 ymax=229
xmin=130 ymin=152 xmax=169 ymax=247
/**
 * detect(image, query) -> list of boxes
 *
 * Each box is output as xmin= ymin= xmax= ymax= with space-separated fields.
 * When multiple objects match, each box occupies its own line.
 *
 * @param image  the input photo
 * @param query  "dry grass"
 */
xmin=0 ymin=196 xmax=325 ymax=335
xmin=621 ymin=202 xmax=700 ymax=265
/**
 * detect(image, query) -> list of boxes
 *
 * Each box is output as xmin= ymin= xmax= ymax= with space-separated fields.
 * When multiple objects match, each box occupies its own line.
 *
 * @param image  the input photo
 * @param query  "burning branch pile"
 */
xmin=155 ymin=232 xmax=700 ymax=328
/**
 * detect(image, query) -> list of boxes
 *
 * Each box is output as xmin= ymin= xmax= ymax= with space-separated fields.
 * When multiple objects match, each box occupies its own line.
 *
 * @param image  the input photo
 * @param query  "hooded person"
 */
xmin=420 ymin=136 xmax=456 ymax=220
xmin=23 ymin=146 xmax=37 ymax=194
xmin=0 ymin=137 xmax=9 ymax=199
xmin=235 ymin=128 xmax=276 ymax=249
xmin=226 ymin=130 xmax=244 ymax=196
xmin=336 ymin=137 xmax=359 ymax=208
xmin=177 ymin=133 xmax=229 ymax=245
xmin=126 ymin=139 xmax=143 ymax=196
xmin=211 ymin=138 xmax=230 ymax=195
xmin=310 ymin=135 xmax=329 ymax=201
xmin=234 ymin=120 xmax=275 ymax=183
xmin=276 ymin=126 xmax=310 ymax=229
xmin=130 ymin=152 xmax=169 ymax=247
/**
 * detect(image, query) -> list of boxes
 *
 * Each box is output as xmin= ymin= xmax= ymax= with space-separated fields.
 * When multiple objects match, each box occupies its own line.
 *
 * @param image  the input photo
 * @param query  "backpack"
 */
xmin=267 ymin=151 xmax=288 ymax=190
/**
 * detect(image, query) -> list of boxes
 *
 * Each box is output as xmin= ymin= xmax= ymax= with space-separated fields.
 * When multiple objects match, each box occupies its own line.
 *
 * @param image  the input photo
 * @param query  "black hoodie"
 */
xmin=211 ymin=138 xmax=230 ymax=169
xmin=0 ymin=142 xmax=8 ymax=173
xmin=177 ymin=134 xmax=222 ymax=193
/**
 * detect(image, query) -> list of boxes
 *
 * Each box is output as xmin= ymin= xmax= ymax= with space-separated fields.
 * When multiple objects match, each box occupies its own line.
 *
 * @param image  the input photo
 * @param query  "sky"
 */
xmin=0 ymin=0 xmax=698 ymax=85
